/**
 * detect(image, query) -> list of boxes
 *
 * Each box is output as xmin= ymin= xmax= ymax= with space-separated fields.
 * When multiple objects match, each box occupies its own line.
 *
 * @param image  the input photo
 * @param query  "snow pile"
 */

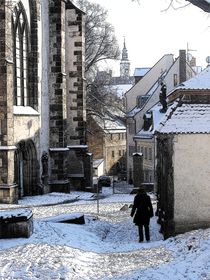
xmin=0 ymin=190 xmax=210 ymax=279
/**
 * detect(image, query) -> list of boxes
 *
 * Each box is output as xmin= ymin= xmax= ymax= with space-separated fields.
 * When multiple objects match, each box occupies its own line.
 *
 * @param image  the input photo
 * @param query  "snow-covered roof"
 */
xmin=134 ymin=68 xmax=150 ymax=77
xmin=157 ymin=103 xmax=210 ymax=134
xmin=127 ymin=106 xmax=141 ymax=117
xmin=111 ymin=84 xmax=133 ymax=98
xmin=134 ymin=103 xmax=171 ymax=139
xmin=175 ymin=67 xmax=210 ymax=90
xmin=92 ymin=114 xmax=126 ymax=133
xmin=93 ymin=158 xmax=104 ymax=168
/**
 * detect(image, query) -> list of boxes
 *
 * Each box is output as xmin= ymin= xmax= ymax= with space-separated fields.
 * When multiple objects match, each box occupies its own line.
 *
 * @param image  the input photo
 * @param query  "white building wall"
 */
xmin=126 ymin=54 xmax=174 ymax=112
xmin=174 ymin=134 xmax=210 ymax=225
xmin=126 ymin=55 xmax=174 ymax=179
xmin=97 ymin=162 xmax=104 ymax=177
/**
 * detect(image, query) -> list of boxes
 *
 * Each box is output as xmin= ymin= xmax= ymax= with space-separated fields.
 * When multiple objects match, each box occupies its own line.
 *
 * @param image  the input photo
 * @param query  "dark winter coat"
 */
xmin=131 ymin=193 xmax=153 ymax=226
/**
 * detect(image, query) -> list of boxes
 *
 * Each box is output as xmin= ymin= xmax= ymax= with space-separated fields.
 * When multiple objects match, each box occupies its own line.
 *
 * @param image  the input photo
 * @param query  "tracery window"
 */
xmin=12 ymin=2 xmax=29 ymax=106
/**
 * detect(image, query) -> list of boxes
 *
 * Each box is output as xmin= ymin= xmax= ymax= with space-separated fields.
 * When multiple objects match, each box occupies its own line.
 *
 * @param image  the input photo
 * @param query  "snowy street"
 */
xmin=1 ymin=190 xmax=210 ymax=279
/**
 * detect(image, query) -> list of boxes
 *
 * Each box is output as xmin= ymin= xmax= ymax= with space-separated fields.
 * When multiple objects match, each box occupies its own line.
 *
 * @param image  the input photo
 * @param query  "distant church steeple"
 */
xmin=120 ymin=37 xmax=130 ymax=78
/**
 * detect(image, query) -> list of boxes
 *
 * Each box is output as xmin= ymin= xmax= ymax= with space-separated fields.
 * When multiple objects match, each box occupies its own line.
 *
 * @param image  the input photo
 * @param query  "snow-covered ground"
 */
xmin=0 ymin=188 xmax=210 ymax=279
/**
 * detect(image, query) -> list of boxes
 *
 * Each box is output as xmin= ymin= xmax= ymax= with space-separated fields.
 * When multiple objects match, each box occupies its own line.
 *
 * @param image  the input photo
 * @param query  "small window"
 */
xmin=174 ymin=74 xmax=178 ymax=87
xmin=128 ymin=123 xmax=135 ymax=134
xmin=119 ymin=150 xmax=122 ymax=156
xmin=145 ymin=171 xmax=149 ymax=182
xmin=112 ymin=151 xmax=115 ymax=157
xmin=149 ymin=148 xmax=152 ymax=160
xmin=137 ymin=95 xmax=149 ymax=108
xmin=144 ymin=147 xmax=148 ymax=159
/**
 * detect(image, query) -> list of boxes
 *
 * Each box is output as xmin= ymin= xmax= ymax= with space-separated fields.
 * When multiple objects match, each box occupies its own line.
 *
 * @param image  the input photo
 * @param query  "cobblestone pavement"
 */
xmin=0 ymin=201 xmax=172 ymax=280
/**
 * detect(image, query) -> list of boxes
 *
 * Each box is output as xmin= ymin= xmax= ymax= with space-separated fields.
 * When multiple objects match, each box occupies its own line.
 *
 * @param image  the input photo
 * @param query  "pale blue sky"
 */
xmin=92 ymin=0 xmax=210 ymax=75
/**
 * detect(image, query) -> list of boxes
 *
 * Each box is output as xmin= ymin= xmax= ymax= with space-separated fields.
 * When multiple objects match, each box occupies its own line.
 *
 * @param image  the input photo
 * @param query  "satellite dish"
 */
xmin=206 ymin=56 xmax=210 ymax=65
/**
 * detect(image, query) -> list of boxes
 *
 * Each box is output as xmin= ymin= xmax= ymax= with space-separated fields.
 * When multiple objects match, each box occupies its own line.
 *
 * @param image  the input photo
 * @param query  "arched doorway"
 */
xmin=15 ymin=139 xmax=38 ymax=197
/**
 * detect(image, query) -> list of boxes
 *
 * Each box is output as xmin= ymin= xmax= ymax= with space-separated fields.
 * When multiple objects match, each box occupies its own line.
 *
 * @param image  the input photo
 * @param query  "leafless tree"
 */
xmin=132 ymin=0 xmax=210 ymax=12
xmin=184 ymin=0 xmax=210 ymax=12
xmin=74 ymin=0 xmax=123 ymax=120
xmin=75 ymin=0 xmax=120 ymax=76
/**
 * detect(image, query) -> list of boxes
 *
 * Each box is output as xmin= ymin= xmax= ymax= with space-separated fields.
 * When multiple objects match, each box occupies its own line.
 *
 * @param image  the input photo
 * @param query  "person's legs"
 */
xmin=144 ymin=224 xmax=150 ymax=241
xmin=138 ymin=225 xmax=144 ymax=242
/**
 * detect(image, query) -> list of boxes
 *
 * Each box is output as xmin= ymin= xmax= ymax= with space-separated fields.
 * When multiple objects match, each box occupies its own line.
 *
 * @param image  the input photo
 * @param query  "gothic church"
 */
xmin=0 ymin=0 xmax=91 ymax=203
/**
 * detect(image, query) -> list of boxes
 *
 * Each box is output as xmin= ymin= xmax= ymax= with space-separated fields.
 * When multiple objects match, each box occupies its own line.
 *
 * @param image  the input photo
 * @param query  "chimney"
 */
xmin=179 ymin=50 xmax=187 ymax=84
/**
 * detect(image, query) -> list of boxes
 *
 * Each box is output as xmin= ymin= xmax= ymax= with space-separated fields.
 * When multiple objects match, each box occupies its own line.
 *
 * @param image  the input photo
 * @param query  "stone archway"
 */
xmin=15 ymin=139 xmax=38 ymax=197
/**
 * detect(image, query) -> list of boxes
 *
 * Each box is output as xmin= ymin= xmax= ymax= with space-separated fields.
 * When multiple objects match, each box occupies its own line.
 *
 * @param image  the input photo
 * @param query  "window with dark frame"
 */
xmin=174 ymin=74 xmax=178 ymax=87
xmin=144 ymin=147 xmax=148 ymax=159
xmin=149 ymin=147 xmax=152 ymax=160
xmin=12 ymin=3 xmax=29 ymax=106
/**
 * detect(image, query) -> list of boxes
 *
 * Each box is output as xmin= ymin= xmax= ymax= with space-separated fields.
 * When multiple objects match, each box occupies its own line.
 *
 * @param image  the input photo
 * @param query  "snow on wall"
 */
xmin=174 ymin=134 xmax=210 ymax=225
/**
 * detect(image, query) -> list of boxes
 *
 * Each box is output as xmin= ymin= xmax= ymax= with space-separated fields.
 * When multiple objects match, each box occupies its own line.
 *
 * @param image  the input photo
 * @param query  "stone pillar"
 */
xmin=67 ymin=145 xmax=93 ymax=191
xmin=65 ymin=4 xmax=86 ymax=146
xmin=0 ymin=3 xmax=18 ymax=203
xmin=49 ymin=148 xmax=70 ymax=193
xmin=133 ymin=153 xmax=144 ymax=189
xmin=48 ymin=0 xmax=69 ymax=191
xmin=84 ymin=153 xmax=93 ymax=190
xmin=41 ymin=151 xmax=50 ymax=194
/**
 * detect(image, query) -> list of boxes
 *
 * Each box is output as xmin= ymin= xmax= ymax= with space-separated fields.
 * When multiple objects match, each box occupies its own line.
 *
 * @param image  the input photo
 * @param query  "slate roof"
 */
xmin=156 ymin=103 xmax=210 ymax=134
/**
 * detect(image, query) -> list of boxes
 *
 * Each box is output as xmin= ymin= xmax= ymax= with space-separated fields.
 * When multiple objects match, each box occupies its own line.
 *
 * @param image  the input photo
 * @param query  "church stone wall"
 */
xmin=0 ymin=0 xmax=89 ymax=202
xmin=0 ymin=2 xmax=17 ymax=203
xmin=48 ymin=0 xmax=69 ymax=190
xmin=66 ymin=6 xmax=86 ymax=146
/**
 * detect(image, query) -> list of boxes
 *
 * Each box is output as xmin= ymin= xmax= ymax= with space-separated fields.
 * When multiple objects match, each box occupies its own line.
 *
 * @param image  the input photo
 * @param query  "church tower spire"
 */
xmin=120 ymin=37 xmax=130 ymax=77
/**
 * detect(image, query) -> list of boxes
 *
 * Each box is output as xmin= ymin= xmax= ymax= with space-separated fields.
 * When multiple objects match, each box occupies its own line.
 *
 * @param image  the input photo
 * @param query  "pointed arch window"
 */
xmin=12 ymin=2 xmax=29 ymax=106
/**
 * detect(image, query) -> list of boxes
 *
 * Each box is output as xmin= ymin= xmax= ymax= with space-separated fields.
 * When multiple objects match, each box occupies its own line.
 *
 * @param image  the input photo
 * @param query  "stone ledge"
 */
xmin=0 ymin=146 xmax=17 ymax=151
xmin=0 ymin=208 xmax=33 ymax=238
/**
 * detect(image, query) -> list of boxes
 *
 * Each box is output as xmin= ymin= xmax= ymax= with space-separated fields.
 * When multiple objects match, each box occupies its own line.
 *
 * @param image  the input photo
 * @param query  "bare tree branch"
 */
xmin=161 ymin=0 xmax=190 ymax=11
xmin=75 ymin=0 xmax=120 ymax=74
xmin=185 ymin=0 xmax=210 ymax=12
xmin=132 ymin=0 xmax=210 ymax=12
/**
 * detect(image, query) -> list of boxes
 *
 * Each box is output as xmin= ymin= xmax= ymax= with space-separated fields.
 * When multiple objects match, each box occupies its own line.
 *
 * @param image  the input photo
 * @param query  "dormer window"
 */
xmin=137 ymin=95 xmax=149 ymax=108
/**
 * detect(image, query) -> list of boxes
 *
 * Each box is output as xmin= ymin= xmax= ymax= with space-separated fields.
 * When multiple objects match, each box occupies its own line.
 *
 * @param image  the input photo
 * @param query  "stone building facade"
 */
xmin=0 ymin=0 xmax=91 ymax=204
xmin=87 ymin=114 xmax=126 ymax=177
